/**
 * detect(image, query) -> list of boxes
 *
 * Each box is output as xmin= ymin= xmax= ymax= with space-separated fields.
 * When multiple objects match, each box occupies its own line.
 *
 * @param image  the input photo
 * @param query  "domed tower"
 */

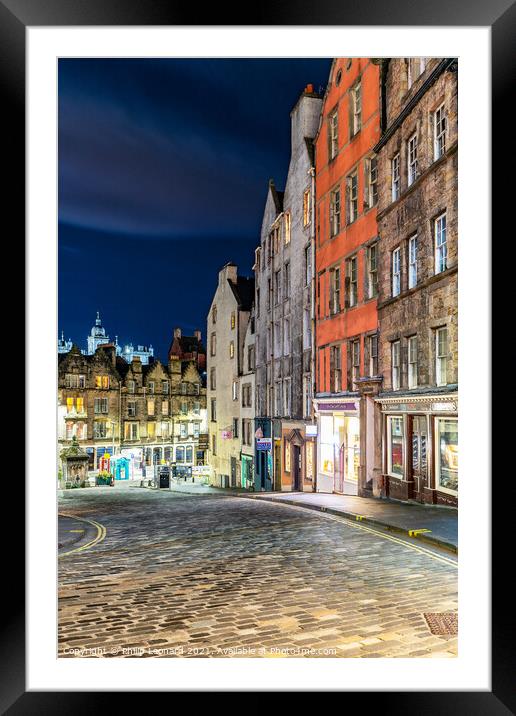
xmin=87 ymin=311 xmax=110 ymax=355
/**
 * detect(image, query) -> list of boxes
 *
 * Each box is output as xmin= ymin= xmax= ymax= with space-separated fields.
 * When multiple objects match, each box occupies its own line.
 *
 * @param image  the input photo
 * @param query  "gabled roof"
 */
xmin=228 ymin=275 xmax=255 ymax=313
xmin=269 ymin=179 xmax=284 ymax=214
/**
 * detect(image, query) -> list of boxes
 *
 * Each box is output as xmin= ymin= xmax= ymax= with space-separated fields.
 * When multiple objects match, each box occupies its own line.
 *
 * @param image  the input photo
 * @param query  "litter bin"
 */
xmin=157 ymin=466 xmax=170 ymax=489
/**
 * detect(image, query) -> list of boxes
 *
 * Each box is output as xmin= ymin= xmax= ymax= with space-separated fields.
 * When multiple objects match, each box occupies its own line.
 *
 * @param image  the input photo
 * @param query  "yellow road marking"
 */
xmin=408 ymin=528 xmax=432 ymax=537
xmin=58 ymin=514 xmax=107 ymax=558
xmin=255 ymin=499 xmax=457 ymax=569
xmin=67 ymin=529 xmax=84 ymax=533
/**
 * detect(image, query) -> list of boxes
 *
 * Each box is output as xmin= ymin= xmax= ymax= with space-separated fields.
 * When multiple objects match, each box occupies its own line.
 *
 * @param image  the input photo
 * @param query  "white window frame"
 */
xmin=435 ymin=213 xmax=447 ymax=274
xmin=367 ymin=244 xmax=378 ymax=298
xmin=391 ymin=341 xmax=401 ymax=391
xmin=330 ymin=187 xmax=341 ymax=237
xmin=407 ymin=133 xmax=418 ymax=186
xmin=348 ymin=257 xmax=357 ymax=307
xmin=391 ymin=154 xmax=400 ymax=201
xmin=435 ymin=327 xmax=448 ymax=386
xmin=408 ymin=234 xmax=418 ymax=289
xmin=392 ymin=247 xmax=401 ymax=297
xmin=348 ymin=172 xmax=358 ymax=223
xmin=408 ymin=336 xmax=418 ymax=389
xmin=387 ymin=415 xmax=405 ymax=478
xmin=329 ymin=110 xmax=338 ymax=159
xmin=351 ymin=82 xmax=362 ymax=135
xmin=434 ymin=103 xmax=447 ymax=160
xmin=369 ymin=334 xmax=378 ymax=377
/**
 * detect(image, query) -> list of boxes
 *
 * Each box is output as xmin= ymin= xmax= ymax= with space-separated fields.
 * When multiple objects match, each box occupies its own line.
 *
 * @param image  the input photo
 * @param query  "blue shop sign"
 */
xmin=256 ymin=438 xmax=272 ymax=451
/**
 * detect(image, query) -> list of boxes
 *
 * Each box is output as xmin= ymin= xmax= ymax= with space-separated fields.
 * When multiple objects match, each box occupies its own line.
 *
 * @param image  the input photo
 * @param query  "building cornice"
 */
xmin=373 ymin=58 xmax=457 ymax=154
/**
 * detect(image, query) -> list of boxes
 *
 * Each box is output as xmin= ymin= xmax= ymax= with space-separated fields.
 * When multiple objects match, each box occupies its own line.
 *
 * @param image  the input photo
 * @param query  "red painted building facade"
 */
xmin=313 ymin=58 xmax=381 ymax=496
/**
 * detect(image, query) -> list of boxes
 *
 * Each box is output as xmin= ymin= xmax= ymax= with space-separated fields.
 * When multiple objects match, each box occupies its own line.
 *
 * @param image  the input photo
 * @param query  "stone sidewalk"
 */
xmin=244 ymin=492 xmax=458 ymax=553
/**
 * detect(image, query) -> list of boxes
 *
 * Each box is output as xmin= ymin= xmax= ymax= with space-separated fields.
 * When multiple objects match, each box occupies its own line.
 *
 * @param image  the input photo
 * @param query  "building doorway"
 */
xmin=230 ymin=456 xmax=237 ymax=488
xmin=410 ymin=415 xmax=428 ymax=501
xmin=292 ymin=445 xmax=302 ymax=491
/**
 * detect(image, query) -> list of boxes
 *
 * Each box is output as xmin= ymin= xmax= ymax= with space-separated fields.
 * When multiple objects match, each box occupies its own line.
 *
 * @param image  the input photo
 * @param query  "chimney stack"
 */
xmin=174 ymin=328 xmax=182 ymax=338
xmin=194 ymin=329 xmax=201 ymax=341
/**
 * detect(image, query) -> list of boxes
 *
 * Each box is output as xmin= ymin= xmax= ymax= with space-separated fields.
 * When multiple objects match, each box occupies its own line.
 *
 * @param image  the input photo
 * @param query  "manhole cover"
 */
xmin=423 ymin=612 xmax=458 ymax=635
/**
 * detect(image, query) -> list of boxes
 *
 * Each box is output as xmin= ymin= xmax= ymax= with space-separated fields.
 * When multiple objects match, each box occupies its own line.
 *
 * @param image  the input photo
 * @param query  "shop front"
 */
xmin=254 ymin=418 xmax=274 ymax=491
xmin=314 ymin=399 xmax=361 ymax=495
xmin=241 ymin=453 xmax=254 ymax=489
xmin=280 ymin=422 xmax=317 ymax=492
xmin=378 ymin=393 xmax=458 ymax=507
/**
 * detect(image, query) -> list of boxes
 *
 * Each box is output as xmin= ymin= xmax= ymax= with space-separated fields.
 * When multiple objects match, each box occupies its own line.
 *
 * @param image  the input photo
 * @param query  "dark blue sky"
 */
xmin=59 ymin=58 xmax=332 ymax=360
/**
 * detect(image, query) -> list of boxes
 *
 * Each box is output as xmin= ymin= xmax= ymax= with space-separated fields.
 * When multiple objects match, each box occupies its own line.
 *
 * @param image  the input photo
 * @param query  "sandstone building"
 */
xmin=374 ymin=58 xmax=458 ymax=506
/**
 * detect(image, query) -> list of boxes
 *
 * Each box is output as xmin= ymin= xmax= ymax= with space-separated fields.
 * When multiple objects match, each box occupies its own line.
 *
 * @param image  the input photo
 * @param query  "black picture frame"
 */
xmin=4 ymin=0 xmax=508 ymax=709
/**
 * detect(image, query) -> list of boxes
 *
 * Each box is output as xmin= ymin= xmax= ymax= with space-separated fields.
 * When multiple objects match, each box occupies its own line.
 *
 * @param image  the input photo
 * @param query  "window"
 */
xmin=283 ymin=318 xmax=290 ymax=355
xmin=369 ymin=334 xmax=378 ymax=376
xmin=210 ymin=332 xmax=216 ymax=356
xmin=180 ymin=382 xmax=187 ymax=395
xmin=408 ymin=336 xmax=418 ymax=389
xmin=273 ymin=321 xmax=282 ymax=359
xmin=162 ymin=400 xmax=169 ymax=415
xmin=365 ymin=156 xmax=378 ymax=209
xmin=242 ymin=384 xmax=252 ymax=408
xmin=304 ymin=245 xmax=312 ymax=286
xmin=127 ymin=400 xmax=136 ymax=417
xmin=76 ymin=397 xmax=84 ymax=414
xmin=347 ymin=172 xmax=358 ymax=223
xmin=127 ymin=379 xmax=135 ymax=393
xmin=330 ymin=187 xmax=341 ymax=237
xmin=435 ymin=213 xmax=447 ymax=273
xmin=347 ymin=257 xmax=357 ymax=307
xmin=94 ymin=398 xmax=108 ymax=414
xmin=148 ymin=381 xmax=155 ymax=394
xmin=303 ymin=190 xmax=311 ymax=226
xmin=212 ymin=306 xmax=217 ymax=324
xmin=193 ymin=422 xmax=200 ymax=439
xmin=180 ymin=423 xmax=187 ymax=439
xmin=95 ymin=375 xmax=110 ymax=389
xmin=285 ymin=442 xmax=291 ymax=473
xmin=330 ymin=345 xmax=342 ymax=393
xmin=283 ymin=378 xmax=291 ymax=417
xmin=408 ymin=235 xmax=418 ymax=288
xmin=303 ymin=308 xmax=311 ymax=350
xmin=267 ymin=278 xmax=272 ymax=310
xmin=435 ymin=327 xmax=448 ymax=386
xmin=391 ymin=154 xmax=400 ymax=201
xmin=185 ymin=446 xmax=193 ymax=463
xmin=211 ymin=434 xmax=216 ymax=456
xmin=392 ymin=247 xmax=401 ymax=297
xmin=330 ymin=267 xmax=341 ymax=314
xmin=388 ymin=416 xmax=404 ymax=476
xmin=147 ymin=422 xmax=156 ymax=438
xmin=232 ymin=418 xmax=239 ymax=438
xmin=162 ymin=380 xmax=169 ymax=394
xmin=391 ymin=341 xmax=401 ymax=390
xmin=274 ymin=381 xmax=283 ymax=417
xmin=211 ymin=398 xmax=217 ymax=422
xmin=93 ymin=421 xmax=108 ymax=439
xmin=351 ymin=339 xmax=360 ymax=383
xmin=242 ymin=419 xmax=252 ymax=446
xmin=193 ymin=401 xmax=200 ymax=415
xmin=65 ymin=374 xmax=85 ymax=389
xmin=435 ymin=418 xmax=458 ymax=493
xmin=66 ymin=397 xmax=74 ymax=413
xmin=274 ymin=271 xmax=281 ymax=305
xmin=256 ymin=288 xmax=260 ymax=317
xmin=350 ymin=82 xmax=362 ymax=136
xmin=124 ymin=422 xmax=139 ymax=440
xmin=176 ymin=446 xmax=185 ymax=462
xmin=407 ymin=133 xmax=418 ymax=186
xmin=367 ymin=244 xmax=378 ymax=298
xmin=247 ymin=346 xmax=255 ymax=372
xmin=181 ymin=401 xmax=188 ymax=415
xmin=284 ymin=212 xmax=291 ymax=244
xmin=407 ymin=58 xmax=425 ymax=88
xmin=147 ymin=399 xmax=155 ymax=416
xmin=230 ymin=312 xmax=236 ymax=330
xmin=229 ymin=341 xmax=235 ymax=359
xmin=210 ymin=368 xmax=216 ymax=391
xmin=328 ymin=109 xmax=338 ymax=160
xmin=284 ymin=262 xmax=290 ymax=297
xmin=303 ymin=375 xmax=312 ymax=418
xmin=434 ymin=103 xmax=447 ymax=160
xmin=232 ymin=380 xmax=239 ymax=401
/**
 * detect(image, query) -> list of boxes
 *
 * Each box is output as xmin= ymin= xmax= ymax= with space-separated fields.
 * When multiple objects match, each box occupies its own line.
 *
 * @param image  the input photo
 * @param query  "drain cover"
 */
xmin=423 ymin=612 xmax=458 ymax=635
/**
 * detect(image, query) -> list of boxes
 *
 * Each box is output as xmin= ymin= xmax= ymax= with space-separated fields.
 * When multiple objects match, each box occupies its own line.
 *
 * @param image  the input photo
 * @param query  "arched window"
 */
xmin=185 ymin=446 xmax=193 ymax=463
xmin=176 ymin=446 xmax=185 ymax=463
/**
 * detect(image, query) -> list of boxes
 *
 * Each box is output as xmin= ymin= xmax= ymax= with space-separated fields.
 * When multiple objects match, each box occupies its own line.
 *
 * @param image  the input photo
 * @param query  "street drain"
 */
xmin=423 ymin=612 xmax=458 ymax=635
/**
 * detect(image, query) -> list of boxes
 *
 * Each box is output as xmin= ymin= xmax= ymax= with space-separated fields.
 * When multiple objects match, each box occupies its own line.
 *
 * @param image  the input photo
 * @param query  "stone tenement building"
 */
xmin=207 ymin=263 xmax=254 ymax=488
xmin=58 ymin=331 xmax=208 ymax=475
xmin=313 ymin=58 xmax=381 ymax=498
xmin=254 ymin=85 xmax=323 ymax=492
xmin=374 ymin=58 xmax=458 ymax=506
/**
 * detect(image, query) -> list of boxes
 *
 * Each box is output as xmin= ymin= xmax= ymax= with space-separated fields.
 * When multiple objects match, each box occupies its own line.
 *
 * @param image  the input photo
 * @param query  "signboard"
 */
xmin=318 ymin=402 xmax=358 ymax=412
xmin=255 ymin=427 xmax=264 ymax=439
xmin=221 ymin=430 xmax=233 ymax=440
xmin=256 ymin=438 xmax=272 ymax=451
xmin=192 ymin=465 xmax=211 ymax=478
xmin=306 ymin=425 xmax=318 ymax=437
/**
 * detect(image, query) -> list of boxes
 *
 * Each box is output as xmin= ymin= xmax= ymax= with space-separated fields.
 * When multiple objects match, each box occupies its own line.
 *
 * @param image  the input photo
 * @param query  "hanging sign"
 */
xmin=256 ymin=438 xmax=272 ymax=451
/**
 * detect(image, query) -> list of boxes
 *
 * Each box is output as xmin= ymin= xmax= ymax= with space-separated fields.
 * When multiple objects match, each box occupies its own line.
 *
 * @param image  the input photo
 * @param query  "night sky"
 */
xmin=58 ymin=58 xmax=332 ymax=361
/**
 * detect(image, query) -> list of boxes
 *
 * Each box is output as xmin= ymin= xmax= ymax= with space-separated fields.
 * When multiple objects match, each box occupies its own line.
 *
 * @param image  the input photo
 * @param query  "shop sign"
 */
xmin=192 ymin=465 xmax=211 ymax=477
xmin=318 ymin=402 xmax=357 ymax=412
xmin=221 ymin=430 xmax=233 ymax=439
xmin=256 ymin=438 xmax=272 ymax=451
xmin=432 ymin=402 xmax=456 ymax=412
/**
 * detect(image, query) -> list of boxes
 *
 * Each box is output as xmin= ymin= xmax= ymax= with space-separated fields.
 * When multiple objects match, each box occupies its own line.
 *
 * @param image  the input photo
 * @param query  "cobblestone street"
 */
xmin=58 ymin=487 xmax=458 ymax=658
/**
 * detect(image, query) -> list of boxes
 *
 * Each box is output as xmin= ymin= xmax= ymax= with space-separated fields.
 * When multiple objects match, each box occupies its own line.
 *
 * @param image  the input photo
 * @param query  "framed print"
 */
xmin=2 ymin=0 xmax=509 ymax=708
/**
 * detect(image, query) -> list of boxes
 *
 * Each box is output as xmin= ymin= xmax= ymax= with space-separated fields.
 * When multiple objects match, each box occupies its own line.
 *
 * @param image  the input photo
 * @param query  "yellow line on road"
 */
xmin=58 ymin=514 xmax=107 ymax=558
xmin=257 ymin=500 xmax=457 ymax=569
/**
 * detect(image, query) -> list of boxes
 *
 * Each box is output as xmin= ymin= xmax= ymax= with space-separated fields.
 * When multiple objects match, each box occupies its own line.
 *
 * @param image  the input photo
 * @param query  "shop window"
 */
xmin=388 ymin=416 xmax=404 ymax=477
xmin=306 ymin=442 xmax=314 ymax=479
xmin=435 ymin=418 xmax=458 ymax=494
xmin=285 ymin=443 xmax=291 ymax=473
xmin=320 ymin=415 xmax=335 ymax=475
xmin=176 ymin=446 xmax=185 ymax=463
xmin=186 ymin=446 xmax=193 ymax=463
